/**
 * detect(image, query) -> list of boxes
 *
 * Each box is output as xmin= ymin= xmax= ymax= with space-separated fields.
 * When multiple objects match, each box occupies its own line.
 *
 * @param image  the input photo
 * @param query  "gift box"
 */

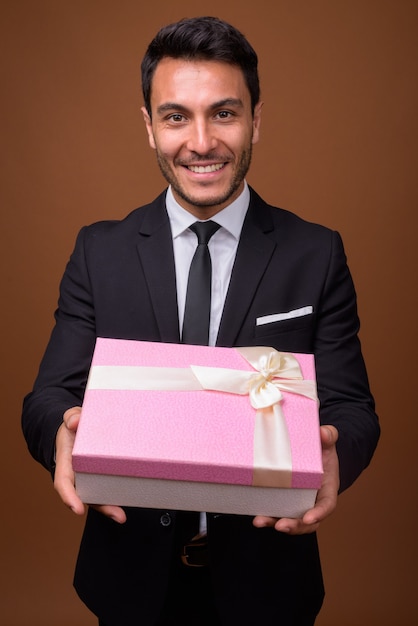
xmin=73 ymin=338 xmax=323 ymax=518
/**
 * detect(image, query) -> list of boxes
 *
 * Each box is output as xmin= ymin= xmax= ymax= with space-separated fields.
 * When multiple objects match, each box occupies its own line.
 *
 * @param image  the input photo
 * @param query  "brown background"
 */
xmin=1 ymin=1 xmax=417 ymax=624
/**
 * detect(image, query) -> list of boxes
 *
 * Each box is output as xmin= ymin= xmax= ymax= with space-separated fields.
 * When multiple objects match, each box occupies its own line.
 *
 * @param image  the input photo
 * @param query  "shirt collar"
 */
xmin=165 ymin=182 xmax=250 ymax=241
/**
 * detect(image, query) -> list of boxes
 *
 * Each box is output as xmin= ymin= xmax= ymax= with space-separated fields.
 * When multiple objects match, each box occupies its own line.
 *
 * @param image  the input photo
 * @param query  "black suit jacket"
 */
xmin=22 ymin=188 xmax=379 ymax=625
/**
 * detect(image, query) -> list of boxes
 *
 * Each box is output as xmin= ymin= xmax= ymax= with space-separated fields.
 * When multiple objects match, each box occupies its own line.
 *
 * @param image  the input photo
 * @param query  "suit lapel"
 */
xmin=135 ymin=189 xmax=277 ymax=346
xmin=217 ymin=190 xmax=276 ymax=346
xmin=135 ymin=193 xmax=181 ymax=343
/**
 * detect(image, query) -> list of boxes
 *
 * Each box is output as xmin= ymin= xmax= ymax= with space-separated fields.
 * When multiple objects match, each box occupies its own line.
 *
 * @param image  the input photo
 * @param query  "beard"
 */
xmin=155 ymin=145 xmax=253 ymax=209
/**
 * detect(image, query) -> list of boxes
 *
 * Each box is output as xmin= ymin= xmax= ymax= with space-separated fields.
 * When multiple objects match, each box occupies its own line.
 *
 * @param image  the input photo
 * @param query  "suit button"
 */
xmin=160 ymin=513 xmax=172 ymax=527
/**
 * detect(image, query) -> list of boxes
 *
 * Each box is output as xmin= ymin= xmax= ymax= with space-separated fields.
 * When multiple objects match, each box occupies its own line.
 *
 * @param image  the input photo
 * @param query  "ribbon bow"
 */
xmin=190 ymin=346 xmax=317 ymax=408
xmin=190 ymin=347 xmax=318 ymax=488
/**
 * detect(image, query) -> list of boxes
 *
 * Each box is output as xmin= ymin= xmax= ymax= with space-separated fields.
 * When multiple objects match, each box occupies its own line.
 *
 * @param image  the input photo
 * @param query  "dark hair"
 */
xmin=141 ymin=16 xmax=260 ymax=116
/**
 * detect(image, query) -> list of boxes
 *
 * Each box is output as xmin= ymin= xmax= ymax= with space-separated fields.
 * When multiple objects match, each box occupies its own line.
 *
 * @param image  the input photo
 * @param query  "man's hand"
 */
xmin=253 ymin=425 xmax=339 ymax=534
xmin=54 ymin=406 xmax=127 ymax=524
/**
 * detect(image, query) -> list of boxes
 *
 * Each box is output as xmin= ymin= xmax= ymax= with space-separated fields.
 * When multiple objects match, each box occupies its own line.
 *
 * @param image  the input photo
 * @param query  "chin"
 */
xmin=176 ymin=183 xmax=241 ymax=210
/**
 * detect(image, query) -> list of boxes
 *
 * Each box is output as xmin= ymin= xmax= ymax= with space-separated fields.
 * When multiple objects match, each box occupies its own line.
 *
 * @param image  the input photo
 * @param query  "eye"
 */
xmin=168 ymin=113 xmax=186 ymax=123
xmin=216 ymin=110 xmax=233 ymax=120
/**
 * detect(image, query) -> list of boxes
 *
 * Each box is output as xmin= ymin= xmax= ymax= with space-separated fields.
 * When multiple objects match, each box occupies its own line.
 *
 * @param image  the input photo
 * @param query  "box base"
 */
xmin=75 ymin=472 xmax=317 ymax=518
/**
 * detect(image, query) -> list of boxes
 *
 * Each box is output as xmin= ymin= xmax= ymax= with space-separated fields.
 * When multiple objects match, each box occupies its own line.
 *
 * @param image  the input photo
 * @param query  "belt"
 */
xmin=181 ymin=533 xmax=209 ymax=567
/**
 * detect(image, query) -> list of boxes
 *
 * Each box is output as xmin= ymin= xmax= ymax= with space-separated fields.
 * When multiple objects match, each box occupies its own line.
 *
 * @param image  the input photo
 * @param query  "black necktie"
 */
xmin=182 ymin=221 xmax=220 ymax=346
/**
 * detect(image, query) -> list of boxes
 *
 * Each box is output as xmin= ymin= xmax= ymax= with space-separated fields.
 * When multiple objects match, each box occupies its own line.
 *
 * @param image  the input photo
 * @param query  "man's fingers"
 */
xmin=320 ymin=424 xmax=338 ymax=447
xmin=54 ymin=417 xmax=85 ymax=515
xmin=91 ymin=505 xmax=127 ymax=524
xmin=252 ymin=515 xmax=276 ymax=528
xmin=63 ymin=406 xmax=82 ymax=430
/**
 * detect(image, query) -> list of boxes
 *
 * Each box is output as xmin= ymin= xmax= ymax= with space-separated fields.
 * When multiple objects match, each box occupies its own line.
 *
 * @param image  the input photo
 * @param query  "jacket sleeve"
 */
xmin=314 ymin=231 xmax=380 ymax=492
xmin=22 ymin=226 xmax=97 ymax=473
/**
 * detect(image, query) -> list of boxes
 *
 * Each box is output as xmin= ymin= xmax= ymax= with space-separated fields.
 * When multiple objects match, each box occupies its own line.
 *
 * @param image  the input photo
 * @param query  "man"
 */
xmin=22 ymin=16 xmax=380 ymax=626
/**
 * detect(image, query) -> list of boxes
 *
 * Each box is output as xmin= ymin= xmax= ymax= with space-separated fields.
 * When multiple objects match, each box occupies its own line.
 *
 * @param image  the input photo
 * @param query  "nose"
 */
xmin=185 ymin=120 xmax=218 ymax=155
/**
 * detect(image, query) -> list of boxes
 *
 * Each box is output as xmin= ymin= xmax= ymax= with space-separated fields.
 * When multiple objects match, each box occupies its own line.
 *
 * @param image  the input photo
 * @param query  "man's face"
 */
xmin=142 ymin=58 xmax=262 ymax=218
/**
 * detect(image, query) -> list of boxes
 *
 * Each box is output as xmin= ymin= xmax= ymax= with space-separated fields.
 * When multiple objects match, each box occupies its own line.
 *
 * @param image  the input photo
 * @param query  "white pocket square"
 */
xmin=256 ymin=306 xmax=313 ymax=326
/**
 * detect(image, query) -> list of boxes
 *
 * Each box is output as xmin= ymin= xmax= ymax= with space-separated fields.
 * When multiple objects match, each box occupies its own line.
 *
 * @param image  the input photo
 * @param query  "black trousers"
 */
xmin=97 ymin=511 xmax=320 ymax=626
xmin=99 ymin=512 xmax=221 ymax=626
xmin=98 ymin=565 xmax=220 ymax=626
xmin=156 ymin=561 xmax=220 ymax=625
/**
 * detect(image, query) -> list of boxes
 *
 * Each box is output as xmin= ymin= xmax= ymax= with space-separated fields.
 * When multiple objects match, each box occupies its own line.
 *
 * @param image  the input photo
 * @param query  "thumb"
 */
xmin=63 ymin=406 xmax=82 ymax=431
xmin=320 ymin=425 xmax=338 ymax=447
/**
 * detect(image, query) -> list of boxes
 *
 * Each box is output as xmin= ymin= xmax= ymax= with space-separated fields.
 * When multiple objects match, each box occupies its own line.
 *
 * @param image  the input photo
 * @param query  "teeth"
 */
xmin=188 ymin=163 xmax=224 ymax=173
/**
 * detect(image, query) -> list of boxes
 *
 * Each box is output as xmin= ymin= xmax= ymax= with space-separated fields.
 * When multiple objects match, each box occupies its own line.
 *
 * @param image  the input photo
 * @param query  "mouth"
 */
xmin=185 ymin=163 xmax=226 ymax=174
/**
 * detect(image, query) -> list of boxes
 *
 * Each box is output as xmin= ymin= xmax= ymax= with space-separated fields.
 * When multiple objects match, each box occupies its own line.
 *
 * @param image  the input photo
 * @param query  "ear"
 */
xmin=141 ymin=106 xmax=156 ymax=150
xmin=251 ymin=101 xmax=263 ymax=145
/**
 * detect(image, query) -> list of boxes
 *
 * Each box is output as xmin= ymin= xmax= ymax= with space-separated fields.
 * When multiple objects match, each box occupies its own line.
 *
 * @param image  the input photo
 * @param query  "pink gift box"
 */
xmin=73 ymin=338 xmax=323 ymax=518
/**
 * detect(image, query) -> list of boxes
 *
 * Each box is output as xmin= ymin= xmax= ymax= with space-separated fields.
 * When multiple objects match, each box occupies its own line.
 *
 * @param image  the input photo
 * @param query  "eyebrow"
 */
xmin=156 ymin=98 xmax=244 ymax=116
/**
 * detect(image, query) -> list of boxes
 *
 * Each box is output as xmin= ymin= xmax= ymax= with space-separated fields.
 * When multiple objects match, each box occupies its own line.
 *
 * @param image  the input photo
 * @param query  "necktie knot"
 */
xmin=189 ymin=221 xmax=220 ymax=245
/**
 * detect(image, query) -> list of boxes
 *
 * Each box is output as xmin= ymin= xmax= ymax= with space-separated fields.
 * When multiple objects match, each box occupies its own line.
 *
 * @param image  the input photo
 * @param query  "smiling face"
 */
xmin=142 ymin=58 xmax=262 ymax=218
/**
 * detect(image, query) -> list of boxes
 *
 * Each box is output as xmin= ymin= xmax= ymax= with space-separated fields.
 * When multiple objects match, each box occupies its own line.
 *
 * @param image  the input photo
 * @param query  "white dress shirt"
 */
xmin=165 ymin=182 xmax=250 ymax=346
